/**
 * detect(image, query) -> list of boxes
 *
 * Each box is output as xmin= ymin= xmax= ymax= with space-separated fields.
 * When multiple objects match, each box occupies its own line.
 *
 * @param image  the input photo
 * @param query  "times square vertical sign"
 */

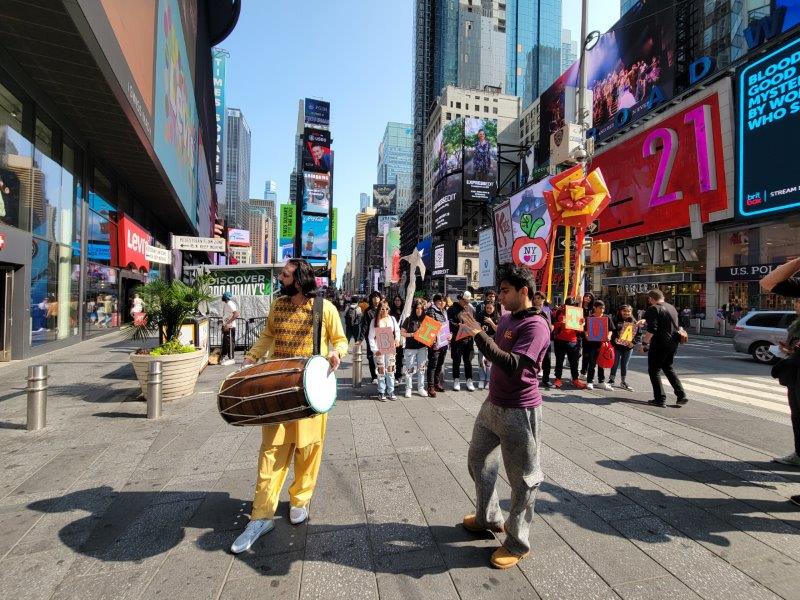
xmin=737 ymin=36 xmax=800 ymax=218
xmin=212 ymin=49 xmax=227 ymax=183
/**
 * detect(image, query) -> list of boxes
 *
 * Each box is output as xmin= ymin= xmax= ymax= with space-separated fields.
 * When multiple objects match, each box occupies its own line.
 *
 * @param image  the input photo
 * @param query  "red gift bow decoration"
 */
xmin=542 ymin=164 xmax=612 ymax=229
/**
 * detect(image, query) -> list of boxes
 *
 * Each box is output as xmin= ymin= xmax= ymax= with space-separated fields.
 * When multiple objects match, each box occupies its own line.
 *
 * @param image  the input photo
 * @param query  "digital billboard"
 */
xmin=384 ymin=227 xmax=401 ymax=284
xmin=736 ymin=35 xmax=800 ymax=219
xmin=538 ymin=0 xmax=676 ymax=163
xmin=212 ymin=49 xmax=226 ymax=182
xmin=227 ymin=228 xmax=250 ymax=247
xmin=431 ymin=239 xmax=457 ymax=278
xmin=372 ymin=184 xmax=397 ymax=215
xmin=432 ymin=117 xmax=464 ymax=184
xmin=304 ymin=98 xmax=330 ymax=127
xmin=300 ymin=214 xmax=329 ymax=260
xmin=592 ymin=92 xmax=728 ymax=242
xmin=331 ymin=207 xmax=338 ymax=251
xmin=432 ymin=172 xmax=462 ymax=233
xmin=302 ymin=128 xmax=332 ymax=173
xmin=302 ymin=172 xmax=330 ymax=214
xmin=279 ymin=203 xmax=295 ymax=259
xmin=463 ymin=117 xmax=498 ymax=201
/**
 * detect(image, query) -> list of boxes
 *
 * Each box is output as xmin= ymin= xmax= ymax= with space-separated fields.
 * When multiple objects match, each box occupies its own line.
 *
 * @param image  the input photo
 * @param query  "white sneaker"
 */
xmin=418 ymin=388 xmax=428 ymax=397
xmin=405 ymin=388 xmax=412 ymax=398
xmin=601 ymin=383 xmax=613 ymax=391
xmin=453 ymin=380 xmax=461 ymax=391
xmin=289 ymin=505 xmax=309 ymax=525
xmin=372 ymin=378 xmax=378 ymax=385
xmin=466 ymin=379 xmax=475 ymax=392
xmin=478 ymin=381 xmax=485 ymax=390
xmin=231 ymin=519 xmax=274 ymax=553
xmin=221 ymin=358 xmax=235 ymax=366
xmin=586 ymin=383 xmax=595 ymax=390
xmin=773 ymin=452 xmax=800 ymax=466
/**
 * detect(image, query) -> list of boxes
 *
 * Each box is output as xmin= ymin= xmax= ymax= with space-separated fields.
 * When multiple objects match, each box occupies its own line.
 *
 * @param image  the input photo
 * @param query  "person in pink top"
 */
xmin=457 ymin=265 xmax=550 ymax=569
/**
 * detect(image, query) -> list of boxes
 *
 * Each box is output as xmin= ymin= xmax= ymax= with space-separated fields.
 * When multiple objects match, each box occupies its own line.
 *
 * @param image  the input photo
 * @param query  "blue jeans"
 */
xmin=376 ymin=352 xmax=396 ymax=396
xmin=403 ymin=347 xmax=428 ymax=390
xmin=609 ymin=345 xmax=632 ymax=383
xmin=478 ymin=352 xmax=491 ymax=384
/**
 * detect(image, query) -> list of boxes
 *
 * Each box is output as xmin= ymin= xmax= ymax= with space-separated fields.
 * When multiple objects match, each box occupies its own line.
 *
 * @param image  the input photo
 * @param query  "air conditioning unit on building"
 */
xmin=550 ymin=123 xmax=586 ymax=166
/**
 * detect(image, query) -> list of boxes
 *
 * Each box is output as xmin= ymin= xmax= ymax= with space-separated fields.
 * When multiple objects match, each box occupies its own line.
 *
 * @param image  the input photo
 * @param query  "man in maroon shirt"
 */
xmin=457 ymin=265 xmax=551 ymax=569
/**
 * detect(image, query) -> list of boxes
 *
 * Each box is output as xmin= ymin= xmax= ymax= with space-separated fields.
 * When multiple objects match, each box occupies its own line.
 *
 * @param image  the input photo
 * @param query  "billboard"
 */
xmin=431 ymin=117 xmax=464 ymax=184
xmin=372 ymin=184 xmax=397 ymax=214
xmin=377 ymin=215 xmax=399 ymax=232
xmin=300 ymin=214 xmax=329 ymax=259
xmin=736 ymin=35 xmax=800 ymax=219
xmin=538 ymin=0 xmax=676 ymax=162
xmin=493 ymin=199 xmax=513 ymax=263
xmin=431 ymin=239 xmax=457 ymax=277
xmin=227 ymin=228 xmax=250 ymax=247
xmin=304 ymin=98 xmax=330 ymax=127
xmin=302 ymin=172 xmax=330 ymax=214
xmin=478 ymin=228 xmax=495 ymax=288
xmin=207 ymin=268 xmax=273 ymax=296
xmin=593 ymin=93 xmax=728 ymax=242
xmin=384 ymin=227 xmax=401 ymax=284
xmin=331 ymin=207 xmax=337 ymax=251
xmin=416 ymin=237 xmax=433 ymax=271
xmin=463 ymin=117 xmax=498 ymax=201
xmin=212 ymin=49 xmax=226 ymax=182
xmin=433 ymin=172 xmax=462 ymax=233
xmin=509 ymin=178 xmax=554 ymax=271
xmin=302 ymin=128 xmax=332 ymax=173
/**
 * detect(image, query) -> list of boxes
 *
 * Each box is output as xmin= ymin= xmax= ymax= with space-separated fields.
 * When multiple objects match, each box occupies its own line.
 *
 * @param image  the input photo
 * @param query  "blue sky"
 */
xmin=222 ymin=1 xmax=619 ymax=281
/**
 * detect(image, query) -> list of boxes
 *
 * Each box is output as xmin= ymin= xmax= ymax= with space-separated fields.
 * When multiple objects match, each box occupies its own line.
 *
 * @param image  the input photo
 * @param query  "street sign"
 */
xmin=145 ymin=245 xmax=172 ymax=265
xmin=172 ymin=235 xmax=226 ymax=252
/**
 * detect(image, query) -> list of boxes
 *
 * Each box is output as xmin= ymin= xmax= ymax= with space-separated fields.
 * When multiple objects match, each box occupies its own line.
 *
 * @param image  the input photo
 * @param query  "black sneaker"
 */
xmin=676 ymin=397 xmax=689 ymax=405
xmin=647 ymin=399 xmax=666 ymax=407
xmin=791 ymin=495 xmax=800 ymax=507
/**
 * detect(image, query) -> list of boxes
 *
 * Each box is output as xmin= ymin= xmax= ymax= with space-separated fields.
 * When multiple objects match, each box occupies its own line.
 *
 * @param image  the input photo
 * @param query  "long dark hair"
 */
xmin=408 ymin=300 xmax=425 ymax=324
xmin=286 ymin=259 xmax=317 ymax=298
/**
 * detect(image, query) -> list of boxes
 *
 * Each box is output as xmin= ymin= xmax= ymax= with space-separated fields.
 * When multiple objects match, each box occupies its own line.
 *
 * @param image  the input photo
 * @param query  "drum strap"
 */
xmin=312 ymin=295 xmax=324 ymax=355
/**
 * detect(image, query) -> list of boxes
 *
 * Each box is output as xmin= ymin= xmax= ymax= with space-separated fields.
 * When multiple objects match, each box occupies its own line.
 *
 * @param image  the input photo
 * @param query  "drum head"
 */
xmin=303 ymin=355 xmax=337 ymax=413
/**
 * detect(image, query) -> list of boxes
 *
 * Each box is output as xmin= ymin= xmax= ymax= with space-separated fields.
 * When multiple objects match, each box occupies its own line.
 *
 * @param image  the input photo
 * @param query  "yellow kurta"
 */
xmin=245 ymin=296 xmax=348 ymax=447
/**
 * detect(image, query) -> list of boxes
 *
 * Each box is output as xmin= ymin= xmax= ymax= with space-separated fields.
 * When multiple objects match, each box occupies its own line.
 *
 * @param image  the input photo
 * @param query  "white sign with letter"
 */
xmin=478 ymin=228 xmax=495 ymax=288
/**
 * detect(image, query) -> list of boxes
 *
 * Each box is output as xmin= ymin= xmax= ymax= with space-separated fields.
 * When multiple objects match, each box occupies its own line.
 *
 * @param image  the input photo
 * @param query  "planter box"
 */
xmin=130 ymin=348 xmax=207 ymax=402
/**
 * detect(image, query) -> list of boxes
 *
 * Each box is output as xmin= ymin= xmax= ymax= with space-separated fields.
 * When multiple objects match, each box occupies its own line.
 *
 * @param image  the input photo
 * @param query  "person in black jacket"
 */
xmin=642 ymin=289 xmax=687 ymax=407
xmin=359 ymin=291 xmax=383 ymax=383
xmin=390 ymin=295 xmax=405 ymax=378
xmin=425 ymin=294 xmax=451 ymax=397
xmin=400 ymin=300 xmax=429 ymax=397
xmin=448 ymin=291 xmax=476 ymax=391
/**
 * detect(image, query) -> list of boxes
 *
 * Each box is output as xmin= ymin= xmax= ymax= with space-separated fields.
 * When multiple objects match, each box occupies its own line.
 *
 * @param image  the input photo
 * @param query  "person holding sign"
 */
xmin=401 ymin=300 xmax=431 ymax=397
xmin=584 ymin=300 xmax=614 ymax=391
xmin=608 ymin=304 xmax=640 ymax=391
xmin=425 ymin=294 xmax=451 ymax=397
xmin=448 ymin=291 xmax=476 ymax=392
xmin=456 ymin=265 xmax=551 ymax=569
xmin=368 ymin=300 xmax=401 ymax=402
xmin=552 ymin=299 xmax=587 ymax=390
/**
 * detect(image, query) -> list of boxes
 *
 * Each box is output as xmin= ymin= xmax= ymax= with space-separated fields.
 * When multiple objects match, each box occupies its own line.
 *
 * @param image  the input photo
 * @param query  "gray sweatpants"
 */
xmin=467 ymin=401 xmax=544 ymax=555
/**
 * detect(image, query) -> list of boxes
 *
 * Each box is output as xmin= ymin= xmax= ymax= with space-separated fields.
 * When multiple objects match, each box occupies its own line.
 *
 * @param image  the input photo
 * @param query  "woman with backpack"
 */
xmin=400 ymin=300 xmax=429 ymax=397
xmin=344 ymin=297 xmax=362 ymax=346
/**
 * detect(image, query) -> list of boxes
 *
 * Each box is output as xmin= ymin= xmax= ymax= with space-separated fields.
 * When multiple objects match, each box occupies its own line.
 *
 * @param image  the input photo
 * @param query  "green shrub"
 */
xmin=150 ymin=339 xmax=197 ymax=356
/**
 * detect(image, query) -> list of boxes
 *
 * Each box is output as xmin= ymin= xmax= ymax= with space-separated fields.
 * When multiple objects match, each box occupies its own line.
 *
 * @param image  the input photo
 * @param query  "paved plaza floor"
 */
xmin=1 ymin=332 xmax=799 ymax=599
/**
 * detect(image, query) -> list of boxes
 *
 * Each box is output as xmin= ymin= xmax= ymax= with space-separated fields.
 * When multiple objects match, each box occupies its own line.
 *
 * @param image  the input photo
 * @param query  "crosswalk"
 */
xmin=672 ymin=375 xmax=789 ymax=415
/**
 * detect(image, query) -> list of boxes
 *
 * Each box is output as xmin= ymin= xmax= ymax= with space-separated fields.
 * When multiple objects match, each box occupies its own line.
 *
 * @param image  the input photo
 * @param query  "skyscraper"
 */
xmin=413 ymin=0 xmax=562 ymax=198
xmin=561 ymin=28 xmax=578 ymax=73
xmin=360 ymin=193 xmax=370 ymax=211
xmin=264 ymin=179 xmax=278 ymax=201
xmin=620 ymin=0 xmax=638 ymax=17
xmin=250 ymin=197 xmax=278 ymax=262
xmin=377 ymin=122 xmax=413 ymax=213
xmin=224 ymin=107 xmax=251 ymax=230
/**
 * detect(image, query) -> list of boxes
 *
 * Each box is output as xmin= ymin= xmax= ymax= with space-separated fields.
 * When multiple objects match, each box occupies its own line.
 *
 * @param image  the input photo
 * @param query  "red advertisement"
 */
xmin=593 ymin=93 xmax=728 ymax=243
xmin=117 ymin=215 xmax=151 ymax=272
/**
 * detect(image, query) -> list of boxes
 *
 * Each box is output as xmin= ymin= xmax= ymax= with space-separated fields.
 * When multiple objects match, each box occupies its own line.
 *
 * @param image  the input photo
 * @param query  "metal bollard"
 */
xmin=719 ymin=320 xmax=727 ymax=337
xmin=26 ymin=365 xmax=47 ymax=431
xmin=694 ymin=318 xmax=702 ymax=335
xmin=146 ymin=361 xmax=163 ymax=420
xmin=352 ymin=344 xmax=363 ymax=388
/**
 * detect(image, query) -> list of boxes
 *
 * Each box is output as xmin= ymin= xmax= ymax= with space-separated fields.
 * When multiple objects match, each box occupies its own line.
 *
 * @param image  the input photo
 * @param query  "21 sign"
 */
xmin=593 ymin=92 xmax=729 ymax=243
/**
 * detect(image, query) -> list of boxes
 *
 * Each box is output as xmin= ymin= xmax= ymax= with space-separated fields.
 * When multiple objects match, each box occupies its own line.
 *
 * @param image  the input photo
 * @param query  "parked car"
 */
xmin=733 ymin=310 xmax=797 ymax=364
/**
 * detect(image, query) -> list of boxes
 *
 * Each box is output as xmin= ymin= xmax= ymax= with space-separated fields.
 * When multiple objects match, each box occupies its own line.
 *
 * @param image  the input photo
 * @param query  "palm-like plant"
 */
xmin=130 ymin=275 xmax=214 ymax=349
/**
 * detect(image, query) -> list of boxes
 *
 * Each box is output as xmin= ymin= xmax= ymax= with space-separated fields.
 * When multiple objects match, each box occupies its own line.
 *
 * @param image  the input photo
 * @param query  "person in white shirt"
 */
xmin=221 ymin=292 xmax=239 ymax=365
xmin=368 ymin=300 xmax=401 ymax=401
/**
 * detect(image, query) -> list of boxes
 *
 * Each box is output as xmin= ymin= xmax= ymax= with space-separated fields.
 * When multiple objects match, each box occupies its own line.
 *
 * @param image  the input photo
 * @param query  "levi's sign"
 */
xmin=172 ymin=236 xmax=226 ymax=252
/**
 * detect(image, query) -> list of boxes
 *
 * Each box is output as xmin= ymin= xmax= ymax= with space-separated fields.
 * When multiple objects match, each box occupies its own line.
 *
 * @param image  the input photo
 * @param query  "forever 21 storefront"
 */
xmin=0 ymin=2 xmax=239 ymax=359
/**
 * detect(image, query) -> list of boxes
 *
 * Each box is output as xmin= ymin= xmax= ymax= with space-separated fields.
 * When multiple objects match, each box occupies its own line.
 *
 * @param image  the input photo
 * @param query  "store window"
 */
xmin=84 ymin=263 xmax=120 ymax=337
xmin=0 ymin=81 xmax=32 ymax=231
xmin=30 ymin=237 xmax=80 ymax=346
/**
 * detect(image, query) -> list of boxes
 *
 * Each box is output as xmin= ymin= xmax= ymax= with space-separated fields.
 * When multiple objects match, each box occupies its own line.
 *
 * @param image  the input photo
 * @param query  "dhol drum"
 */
xmin=218 ymin=355 xmax=337 ymax=426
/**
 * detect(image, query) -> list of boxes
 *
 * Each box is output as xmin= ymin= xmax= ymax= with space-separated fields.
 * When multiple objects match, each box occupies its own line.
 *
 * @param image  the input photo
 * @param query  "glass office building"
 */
xmin=621 ymin=0 xmax=638 ymax=16
xmin=377 ymin=123 xmax=413 ymax=186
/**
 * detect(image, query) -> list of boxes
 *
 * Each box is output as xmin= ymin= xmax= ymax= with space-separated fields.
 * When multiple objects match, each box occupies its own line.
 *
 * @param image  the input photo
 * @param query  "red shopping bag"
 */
xmin=597 ymin=341 xmax=616 ymax=370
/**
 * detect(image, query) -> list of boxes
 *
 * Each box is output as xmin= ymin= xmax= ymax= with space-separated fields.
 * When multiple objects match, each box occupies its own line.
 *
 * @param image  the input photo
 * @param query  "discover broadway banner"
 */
xmin=207 ymin=268 xmax=272 ymax=296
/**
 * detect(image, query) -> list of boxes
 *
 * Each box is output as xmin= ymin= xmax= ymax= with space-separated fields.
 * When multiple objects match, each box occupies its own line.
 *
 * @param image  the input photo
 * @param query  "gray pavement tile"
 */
xmin=0 ymin=547 xmax=75 ymax=600
xmin=611 ymin=516 xmax=783 ymax=600
xmin=11 ymin=444 xmax=108 ymax=496
xmin=309 ymin=466 xmax=365 ymax=531
xmin=50 ymin=567 xmax=157 ymax=600
xmin=0 ymin=502 xmax=46 ymax=558
xmin=733 ymin=555 xmax=800 ymax=600
xmin=220 ymin=550 xmax=303 ymax=599
xmin=372 ymin=545 xmax=446 ymax=573
xmin=301 ymin=526 xmax=378 ymax=600
xmin=444 ymin=544 xmax=541 ymax=599
xmin=357 ymin=453 xmax=405 ymax=480
xmin=376 ymin=568 xmax=459 ymax=599
xmin=139 ymin=532 xmax=233 ymax=600
xmin=613 ymin=576 xmax=702 ymax=600
xmin=518 ymin=544 xmax=620 ymax=600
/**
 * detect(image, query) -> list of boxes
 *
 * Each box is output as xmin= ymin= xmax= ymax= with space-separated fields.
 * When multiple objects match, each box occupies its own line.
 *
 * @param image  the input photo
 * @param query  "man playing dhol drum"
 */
xmin=230 ymin=259 xmax=348 ymax=554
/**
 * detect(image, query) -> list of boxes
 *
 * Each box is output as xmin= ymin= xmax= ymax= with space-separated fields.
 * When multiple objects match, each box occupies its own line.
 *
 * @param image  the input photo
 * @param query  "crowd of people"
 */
xmin=341 ymin=285 xmax=687 ymax=407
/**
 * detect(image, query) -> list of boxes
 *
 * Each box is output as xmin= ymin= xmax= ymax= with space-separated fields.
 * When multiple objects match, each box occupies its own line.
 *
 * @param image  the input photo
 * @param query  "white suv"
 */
xmin=733 ymin=310 xmax=797 ymax=364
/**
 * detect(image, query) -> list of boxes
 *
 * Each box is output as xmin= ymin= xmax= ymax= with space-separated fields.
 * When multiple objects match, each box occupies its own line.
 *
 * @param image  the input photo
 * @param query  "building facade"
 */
xmin=250 ymin=197 xmax=277 ymax=264
xmin=377 ymin=122 xmax=414 ymax=214
xmin=352 ymin=207 xmax=377 ymax=293
xmin=0 ymin=0 xmax=238 ymax=360
xmin=248 ymin=210 xmax=272 ymax=264
xmin=561 ymin=28 xmax=577 ymax=73
xmin=359 ymin=192 xmax=370 ymax=211
xmin=225 ymin=107 xmax=251 ymax=229
xmin=263 ymin=179 xmax=278 ymax=201
xmin=620 ymin=0 xmax=637 ymax=17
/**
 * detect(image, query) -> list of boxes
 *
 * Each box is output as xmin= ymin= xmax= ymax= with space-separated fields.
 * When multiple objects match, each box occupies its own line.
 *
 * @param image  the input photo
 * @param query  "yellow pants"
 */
xmin=250 ymin=438 xmax=324 ymax=520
